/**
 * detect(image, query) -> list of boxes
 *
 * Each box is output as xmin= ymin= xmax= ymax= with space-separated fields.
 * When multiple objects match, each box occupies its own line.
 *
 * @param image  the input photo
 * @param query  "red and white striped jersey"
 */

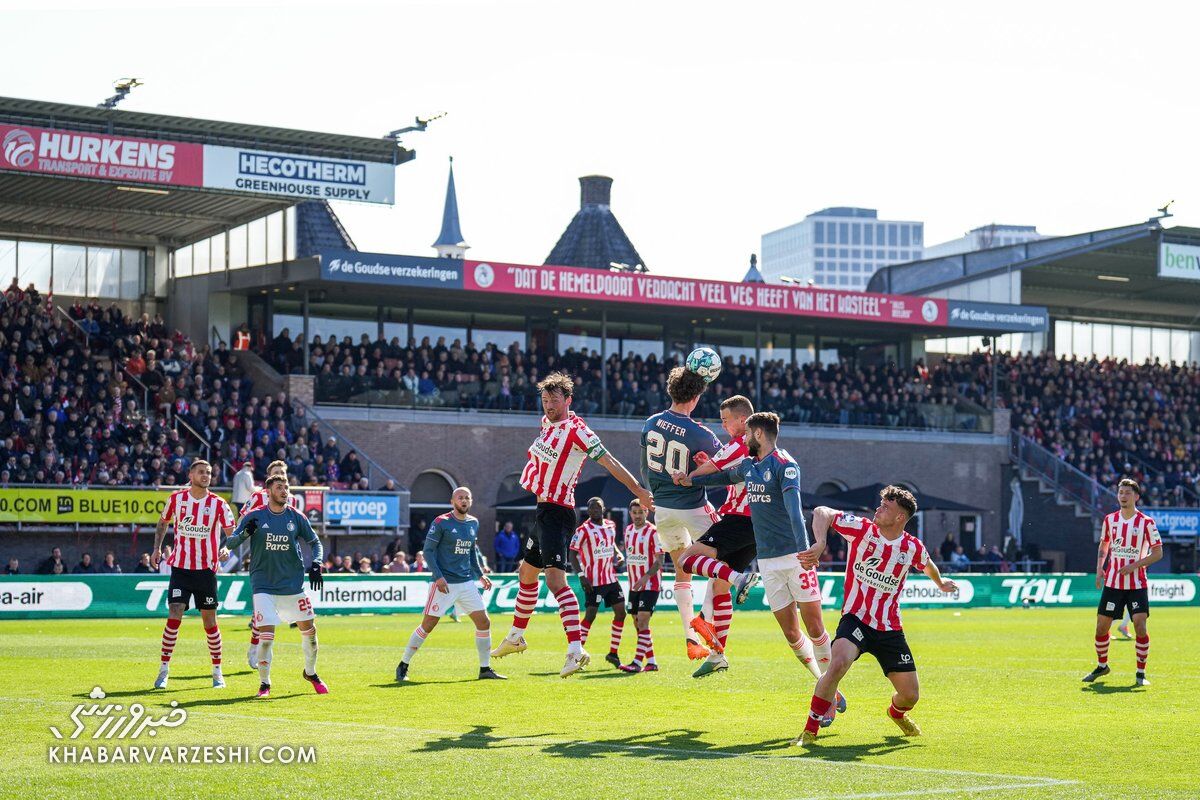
xmin=519 ymin=412 xmax=607 ymax=508
xmin=241 ymin=487 xmax=301 ymax=515
xmin=624 ymin=523 xmax=664 ymax=591
xmin=570 ymin=519 xmax=619 ymax=586
xmin=712 ymin=434 xmax=750 ymax=516
xmin=1101 ymin=510 xmax=1161 ymax=590
xmin=832 ymin=511 xmax=928 ymax=632
xmin=160 ymin=489 xmax=235 ymax=571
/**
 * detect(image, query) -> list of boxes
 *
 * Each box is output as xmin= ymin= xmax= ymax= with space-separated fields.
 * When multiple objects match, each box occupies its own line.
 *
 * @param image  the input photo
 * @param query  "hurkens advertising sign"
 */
xmin=203 ymin=145 xmax=394 ymax=204
xmin=4 ymin=574 xmax=1199 ymax=618
xmin=946 ymin=300 xmax=1049 ymax=332
xmin=325 ymin=492 xmax=400 ymax=528
xmin=1148 ymin=508 xmax=1200 ymax=537
xmin=1159 ymin=242 xmax=1200 ymax=281
xmin=320 ymin=249 xmax=463 ymax=287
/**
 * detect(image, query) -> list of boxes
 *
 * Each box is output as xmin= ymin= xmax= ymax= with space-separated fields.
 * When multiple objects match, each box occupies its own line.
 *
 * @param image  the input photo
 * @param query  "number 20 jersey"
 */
xmin=639 ymin=409 xmax=720 ymax=509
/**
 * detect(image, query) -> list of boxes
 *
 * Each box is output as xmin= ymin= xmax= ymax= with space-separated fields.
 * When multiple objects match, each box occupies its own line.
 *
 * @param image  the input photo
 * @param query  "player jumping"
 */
xmin=397 ymin=486 xmax=505 ymax=681
xmin=672 ymin=413 xmax=828 ymax=692
xmin=641 ymin=366 xmax=723 ymax=660
xmin=492 ymin=372 xmax=653 ymax=678
xmin=151 ymin=460 xmax=235 ymax=689
xmin=619 ymin=498 xmax=663 ymax=673
xmin=221 ymin=475 xmax=328 ymax=698
xmin=1082 ymin=478 xmax=1162 ymax=687
xmin=796 ymin=487 xmax=958 ymax=746
xmin=240 ymin=459 xmax=300 ymax=669
xmin=571 ymin=497 xmax=626 ymax=668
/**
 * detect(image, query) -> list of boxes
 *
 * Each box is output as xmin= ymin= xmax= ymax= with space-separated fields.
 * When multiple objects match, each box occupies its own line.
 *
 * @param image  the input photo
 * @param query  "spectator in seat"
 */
xmin=411 ymin=551 xmax=429 ymax=572
xmin=133 ymin=553 xmax=154 ymax=573
xmin=386 ymin=552 xmax=410 ymax=573
xmin=940 ymin=533 xmax=957 ymax=563
xmin=4 ymin=557 xmax=18 ymax=574
xmin=37 ymin=546 xmax=64 ymax=574
xmin=494 ymin=521 xmax=521 ymax=572
xmin=72 ymin=552 xmax=97 ymax=574
xmin=357 ymin=557 xmax=374 ymax=574
xmin=950 ymin=545 xmax=971 ymax=572
xmin=98 ymin=552 xmax=122 ymax=574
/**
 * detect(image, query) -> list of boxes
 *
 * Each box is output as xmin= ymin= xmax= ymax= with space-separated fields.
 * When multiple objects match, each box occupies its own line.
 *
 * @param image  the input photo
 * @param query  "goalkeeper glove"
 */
xmin=308 ymin=561 xmax=323 ymax=591
xmin=243 ymin=518 xmax=257 ymax=536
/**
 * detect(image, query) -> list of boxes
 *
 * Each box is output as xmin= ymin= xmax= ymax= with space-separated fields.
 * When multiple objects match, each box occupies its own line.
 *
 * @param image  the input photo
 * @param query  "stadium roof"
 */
xmin=545 ymin=175 xmax=646 ymax=271
xmin=867 ymin=218 xmax=1200 ymax=325
xmin=0 ymin=95 xmax=413 ymax=248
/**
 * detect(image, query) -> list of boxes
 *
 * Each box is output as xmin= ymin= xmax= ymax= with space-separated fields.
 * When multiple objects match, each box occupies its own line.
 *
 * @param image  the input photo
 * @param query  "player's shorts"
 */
xmin=696 ymin=512 xmax=757 ymax=572
xmin=656 ymin=504 xmax=719 ymax=553
xmin=758 ymin=554 xmax=822 ymax=612
xmin=1098 ymin=586 xmax=1150 ymax=618
xmin=424 ymin=580 xmax=486 ymax=618
xmin=253 ymin=591 xmax=315 ymax=627
xmin=583 ymin=581 xmax=625 ymax=609
xmin=835 ymin=613 xmax=916 ymax=675
xmin=167 ymin=566 xmax=219 ymax=610
xmin=523 ymin=502 xmax=576 ymax=571
xmin=630 ymin=589 xmax=659 ymax=614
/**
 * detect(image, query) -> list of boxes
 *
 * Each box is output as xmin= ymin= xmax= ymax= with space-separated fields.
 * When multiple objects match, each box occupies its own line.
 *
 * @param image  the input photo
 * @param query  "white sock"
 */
xmin=701 ymin=589 xmax=714 ymax=621
xmin=568 ymin=639 xmax=582 ymax=656
xmin=403 ymin=626 xmax=427 ymax=663
xmin=675 ymin=580 xmax=696 ymax=642
xmin=301 ymin=628 xmax=318 ymax=675
xmin=476 ymin=630 xmax=491 ymax=668
xmin=790 ymin=634 xmax=821 ymax=679
xmin=257 ymin=636 xmax=274 ymax=684
xmin=812 ymin=631 xmax=831 ymax=673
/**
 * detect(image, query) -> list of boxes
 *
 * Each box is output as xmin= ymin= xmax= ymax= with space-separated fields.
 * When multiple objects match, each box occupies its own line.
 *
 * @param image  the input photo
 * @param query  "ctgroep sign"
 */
xmin=324 ymin=492 xmax=401 ymax=528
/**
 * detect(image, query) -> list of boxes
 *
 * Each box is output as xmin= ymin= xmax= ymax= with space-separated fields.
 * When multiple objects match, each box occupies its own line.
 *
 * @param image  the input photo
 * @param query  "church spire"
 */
xmin=433 ymin=156 xmax=468 ymax=259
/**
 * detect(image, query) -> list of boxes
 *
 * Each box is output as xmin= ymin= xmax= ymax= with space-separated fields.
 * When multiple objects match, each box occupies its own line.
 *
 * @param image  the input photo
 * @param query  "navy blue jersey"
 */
xmin=224 ymin=506 xmax=323 ymax=595
xmin=640 ymin=410 xmax=721 ymax=509
xmin=425 ymin=513 xmax=486 ymax=584
xmin=696 ymin=448 xmax=809 ymax=559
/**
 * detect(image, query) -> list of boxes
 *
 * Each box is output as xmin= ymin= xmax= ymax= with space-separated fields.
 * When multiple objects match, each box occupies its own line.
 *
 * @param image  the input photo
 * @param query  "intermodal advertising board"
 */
xmin=2 ymin=574 xmax=1196 ymax=618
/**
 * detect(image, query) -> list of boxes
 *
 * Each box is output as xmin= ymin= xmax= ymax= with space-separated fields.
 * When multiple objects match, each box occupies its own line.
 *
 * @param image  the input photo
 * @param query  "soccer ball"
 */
xmin=685 ymin=346 xmax=722 ymax=383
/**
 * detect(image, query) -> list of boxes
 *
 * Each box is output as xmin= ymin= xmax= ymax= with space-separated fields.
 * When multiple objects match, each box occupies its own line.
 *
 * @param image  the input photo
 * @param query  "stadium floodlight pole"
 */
xmin=385 ymin=113 xmax=448 ymax=140
xmin=779 ymin=276 xmax=815 ymax=286
xmin=98 ymin=78 xmax=142 ymax=110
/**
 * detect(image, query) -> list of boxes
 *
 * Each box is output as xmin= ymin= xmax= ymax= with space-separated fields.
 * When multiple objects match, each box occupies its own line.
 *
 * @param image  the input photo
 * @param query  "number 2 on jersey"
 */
xmin=645 ymin=431 xmax=689 ymax=475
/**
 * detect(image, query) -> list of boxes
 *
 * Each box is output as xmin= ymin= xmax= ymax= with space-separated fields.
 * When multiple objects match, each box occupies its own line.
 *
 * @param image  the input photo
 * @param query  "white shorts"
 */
xmin=655 ymin=504 xmax=719 ymax=553
xmin=253 ymin=591 xmax=315 ymax=626
xmin=758 ymin=555 xmax=822 ymax=612
xmin=423 ymin=581 xmax=485 ymax=618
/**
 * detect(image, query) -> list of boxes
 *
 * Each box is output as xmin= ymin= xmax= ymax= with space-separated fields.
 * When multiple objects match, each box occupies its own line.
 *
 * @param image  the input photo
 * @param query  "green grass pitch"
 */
xmin=3 ymin=607 xmax=1198 ymax=799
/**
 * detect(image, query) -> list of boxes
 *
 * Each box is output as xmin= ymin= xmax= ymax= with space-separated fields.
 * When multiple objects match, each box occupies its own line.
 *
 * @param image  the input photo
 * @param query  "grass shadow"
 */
xmin=171 ymin=693 xmax=306 ymax=708
xmin=368 ymin=679 xmax=480 ymax=688
xmin=797 ymin=734 xmax=918 ymax=762
xmin=1081 ymin=682 xmax=1144 ymax=694
xmin=415 ymin=725 xmax=553 ymax=753
xmin=540 ymin=728 xmax=796 ymax=761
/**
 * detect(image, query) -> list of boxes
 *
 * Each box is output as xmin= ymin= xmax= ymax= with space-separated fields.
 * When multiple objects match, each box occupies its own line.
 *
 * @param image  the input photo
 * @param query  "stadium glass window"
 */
xmin=266 ymin=211 xmax=284 ymax=264
xmin=193 ymin=237 xmax=211 ymax=275
xmin=1071 ymin=322 xmax=1092 ymax=359
xmin=1131 ymin=326 xmax=1151 ymax=364
xmin=470 ymin=328 xmax=525 ymax=351
xmin=1151 ymin=328 xmax=1170 ymax=363
xmin=86 ymin=247 xmax=120 ymax=298
xmin=1111 ymin=324 xmax=1132 ymax=362
xmin=229 ymin=225 xmax=248 ymax=269
xmin=0 ymin=239 xmax=14 ymax=282
xmin=285 ymin=206 xmax=297 ymax=262
xmin=55 ymin=245 xmax=87 ymax=296
xmin=210 ymin=232 xmax=226 ymax=272
xmin=120 ymin=249 xmax=142 ymax=299
xmin=247 ymin=217 xmax=267 ymax=267
xmin=174 ymin=245 xmax=193 ymax=278
xmin=412 ymin=323 xmax=466 ymax=347
xmin=1092 ymin=324 xmax=1113 ymax=359
xmin=900 ymin=226 xmax=911 ymax=247
xmin=16 ymin=241 xmax=52 ymax=294
xmin=1191 ymin=332 xmax=1200 ymax=366
xmin=814 ymin=222 xmax=825 ymax=244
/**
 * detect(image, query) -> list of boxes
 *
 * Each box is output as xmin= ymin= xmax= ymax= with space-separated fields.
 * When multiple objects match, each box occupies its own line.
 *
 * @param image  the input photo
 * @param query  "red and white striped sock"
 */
xmin=249 ymin=620 xmax=260 ymax=646
xmin=645 ymin=632 xmax=656 ymax=664
xmin=204 ymin=624 xmax=222 ymax=666
xmin=554 ymin=587 xmax=582 ymax=651
xmin=580 ymin=617 xmax=593 ymax=646
xmin=1095 ymin=633 xmax=1110 ymax=666
xmin=508 ymin=581 xmax=539 ymax=639
xmin=804 ymin=695 xmax=833 ymax=735
xmin=609 ymin=618 xmax=625 ymax=655
xmin=1135 ymin=635 xmax=1149 ymax=672
xmin=633 ymin=628 xmax=651 ymax=666
xmin=888 ymin=701 xmax=914 ymax=720
xmin=679 ymin=554 xmax=738 ymax=583
xmin=711 ymin=591 xmax=733 ymax=648
xmin=160 ymin=618 xmax=181 ymax=664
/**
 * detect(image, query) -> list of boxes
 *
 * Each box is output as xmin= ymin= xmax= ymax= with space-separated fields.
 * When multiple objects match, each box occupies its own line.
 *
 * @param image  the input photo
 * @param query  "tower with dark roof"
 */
xmin=545 ymin=175 xmax=646 ymax=271
xmin=433 ymin=156 xmax=468 ymax=259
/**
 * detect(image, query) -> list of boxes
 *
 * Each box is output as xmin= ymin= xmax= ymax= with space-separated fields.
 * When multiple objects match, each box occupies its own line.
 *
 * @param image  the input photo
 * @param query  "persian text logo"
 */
xmin=49 ymin=686 xmax=187 ymax=740
xmin=3 ymin=129 xmax=36 ymax=168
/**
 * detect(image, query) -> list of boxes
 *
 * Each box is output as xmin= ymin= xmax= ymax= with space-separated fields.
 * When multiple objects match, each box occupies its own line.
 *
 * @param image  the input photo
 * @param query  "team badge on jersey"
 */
xmin=763 ymin=470 xmax=771 ymax=481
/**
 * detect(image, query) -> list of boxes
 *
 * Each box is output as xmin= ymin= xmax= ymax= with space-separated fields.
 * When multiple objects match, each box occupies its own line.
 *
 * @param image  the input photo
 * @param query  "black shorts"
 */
xmin=834 ymin=613 xmax=916 ymax=675
xmin=1098 ymin=586 xmax=1150 ymax=618
xmin=522 ymin=502 xmax=576 ymax=571
xmin=584 ymin=581 xmax=625 ymax=609
xmin=695 ymin=513 xmax=757 ymax=572
xmin=630 ymin=589 xmax=659 ymax=614
xmin=168 ymin=567 xmax=219 ymax=610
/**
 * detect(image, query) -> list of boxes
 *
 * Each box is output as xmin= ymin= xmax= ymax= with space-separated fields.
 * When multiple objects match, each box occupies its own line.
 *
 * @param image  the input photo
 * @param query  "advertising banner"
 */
xmin=2 ymin=574 xmax=1197 ymax=619
xmin=946 ymin=300 xmax=1050 ymax=332
xmin=1158 ymin=242 xmax=1200 ymax=281
xmin=0 ymin=123 xmax=203 ymax=188
xmin=203 ymin=145 xmax=394 ymax=204
xmin=324 ymin=492 xmax=400 ymax=528
xmin=1148 ymin=507 xmax=1200 ymax=537
xmin=0 ymin=487 xmax=230 ymax=525
xmin=464 ymin=260 xmax=949 ymax=327
xmin=319 ymin=249 xmax=463 ymax=287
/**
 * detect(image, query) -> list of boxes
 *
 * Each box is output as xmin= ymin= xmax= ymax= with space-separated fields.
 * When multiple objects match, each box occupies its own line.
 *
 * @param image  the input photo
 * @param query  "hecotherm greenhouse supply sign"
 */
xmin=203 ymin=145 xmax=394 ymax=204
xmin=1158 ymin=242 xmax=1200 ymax=281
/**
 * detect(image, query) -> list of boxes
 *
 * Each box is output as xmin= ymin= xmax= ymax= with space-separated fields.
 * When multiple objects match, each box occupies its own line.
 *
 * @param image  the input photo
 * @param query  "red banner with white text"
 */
xmin=0 ymin=123 xmax=204 ymax=187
